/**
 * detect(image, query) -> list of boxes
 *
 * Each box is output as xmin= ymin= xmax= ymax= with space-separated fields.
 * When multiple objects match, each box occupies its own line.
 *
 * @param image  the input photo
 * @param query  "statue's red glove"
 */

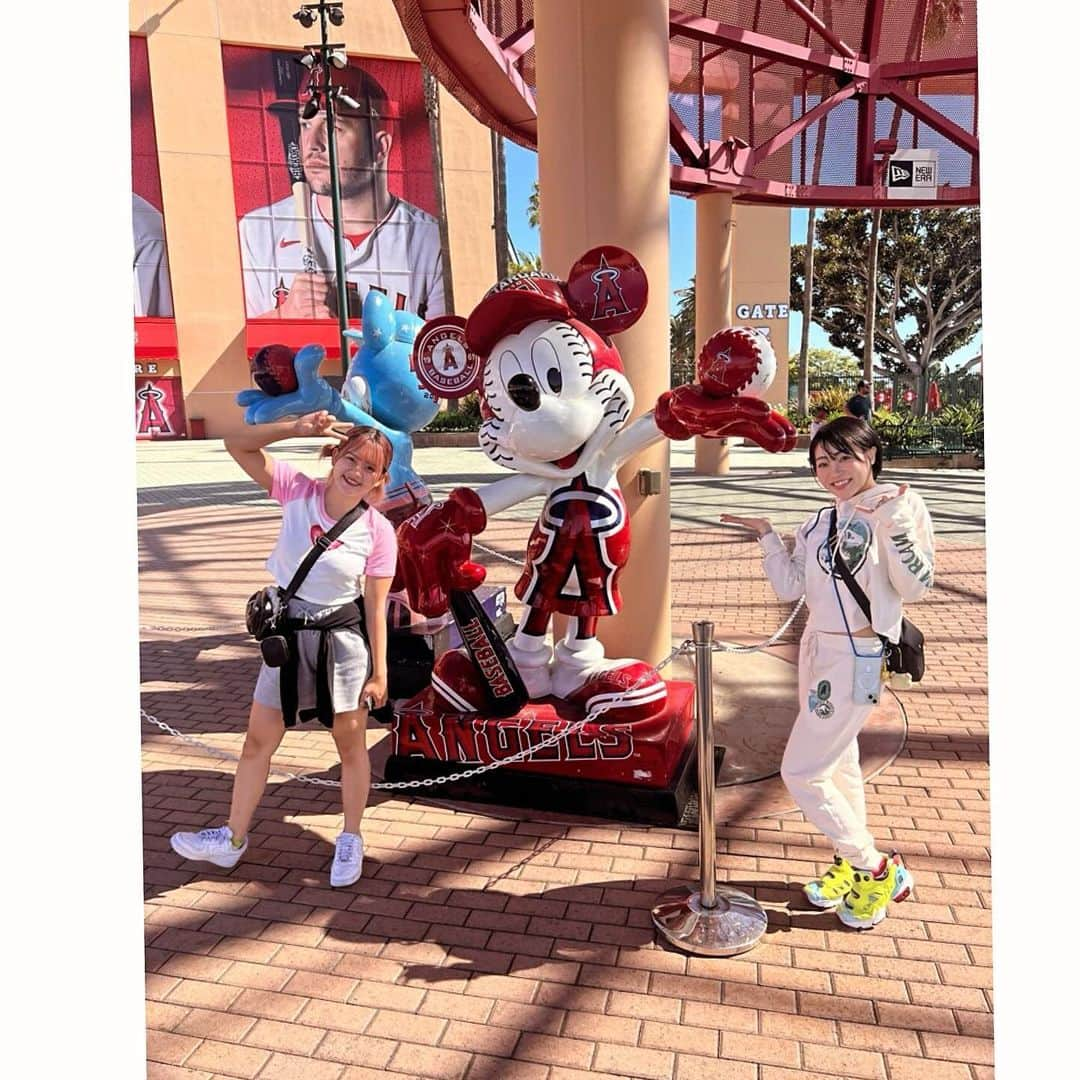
xmin=655 ymin=386 xmax=797 ymax=453
xmin=394 ymin=487 xmax=488 ymax=617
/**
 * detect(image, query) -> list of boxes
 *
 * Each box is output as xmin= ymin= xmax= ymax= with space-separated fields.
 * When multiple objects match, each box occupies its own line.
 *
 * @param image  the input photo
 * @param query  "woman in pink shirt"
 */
xmin=171 ymin=411 xmax=398 ymax=888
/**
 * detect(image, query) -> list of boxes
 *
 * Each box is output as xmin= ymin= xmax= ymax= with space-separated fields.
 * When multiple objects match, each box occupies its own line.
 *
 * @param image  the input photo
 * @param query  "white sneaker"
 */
xmin=170 ymin=825 xmax=247 ymax=869
xmin=330 ymin=832 xmax=364 ymax=887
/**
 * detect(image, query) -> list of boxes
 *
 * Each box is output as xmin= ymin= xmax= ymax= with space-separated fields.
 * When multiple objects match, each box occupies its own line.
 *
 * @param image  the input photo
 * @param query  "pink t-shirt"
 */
xmin=265 ymin=461 xmax=398 ymax=606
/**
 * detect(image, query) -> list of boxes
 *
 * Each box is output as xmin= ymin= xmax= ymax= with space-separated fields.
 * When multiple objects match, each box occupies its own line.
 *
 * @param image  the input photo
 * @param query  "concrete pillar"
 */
xmin=534 ymin=0 xmax=671 ymax=666
xmin=693 ymin=190 xmax=735 ymax=475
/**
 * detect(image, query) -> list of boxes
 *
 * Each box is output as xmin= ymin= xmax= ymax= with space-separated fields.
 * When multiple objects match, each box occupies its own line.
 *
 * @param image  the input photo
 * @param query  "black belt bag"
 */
xmin=246 ymin=498 xmax=369 ymax=667
xmin=829 ymin=508 xmax=926 ymax=682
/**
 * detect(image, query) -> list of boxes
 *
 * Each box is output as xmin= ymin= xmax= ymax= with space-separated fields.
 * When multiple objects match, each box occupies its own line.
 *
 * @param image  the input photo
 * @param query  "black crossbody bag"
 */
xmin=245 ymin=499 xmax=369 ymax=667
xmin=828 ymin=508 xmax=926 ymax=682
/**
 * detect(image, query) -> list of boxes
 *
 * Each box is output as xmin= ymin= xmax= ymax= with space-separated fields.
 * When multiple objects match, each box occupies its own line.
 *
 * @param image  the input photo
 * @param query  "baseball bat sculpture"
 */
xmin=447 ymin=589 xmax=529 ymax=718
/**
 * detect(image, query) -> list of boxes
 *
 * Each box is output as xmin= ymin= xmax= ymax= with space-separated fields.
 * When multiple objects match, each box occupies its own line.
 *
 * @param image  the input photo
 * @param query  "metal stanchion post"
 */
xmin=651 ymin=620 xmax=768 ymax=956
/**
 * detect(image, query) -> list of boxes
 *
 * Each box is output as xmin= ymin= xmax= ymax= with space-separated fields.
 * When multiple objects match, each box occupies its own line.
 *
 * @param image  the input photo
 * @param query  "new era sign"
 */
xmin=886 ymin=149 xmax=939 ymax=200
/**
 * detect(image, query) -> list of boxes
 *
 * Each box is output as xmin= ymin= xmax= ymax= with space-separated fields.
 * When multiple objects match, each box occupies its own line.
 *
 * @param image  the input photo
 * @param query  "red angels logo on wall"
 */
xmin=136 ymin=382 xmax=173 ymax=436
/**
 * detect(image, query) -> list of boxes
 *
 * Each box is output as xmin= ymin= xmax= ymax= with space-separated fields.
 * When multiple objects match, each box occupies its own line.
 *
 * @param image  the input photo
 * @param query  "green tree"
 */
xmin=791 ymin=207 xmax=982 ymax=414
xmin=806 ymin=346 xmax=860 ymax=382
xmin=670 ymin=278 xmax=696 ymax=386
xmin=527 ymin=180 xmax=540 ymax=229
xmin=508 ymin=249 xmax=542 ymax=275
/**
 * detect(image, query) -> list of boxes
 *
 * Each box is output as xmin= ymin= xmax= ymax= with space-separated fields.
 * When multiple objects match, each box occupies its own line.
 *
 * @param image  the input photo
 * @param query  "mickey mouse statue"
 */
xmin=237 ymin=289 xmax=440 ymax=525
xmin=395 ymin=247 xmax=795 ymax=724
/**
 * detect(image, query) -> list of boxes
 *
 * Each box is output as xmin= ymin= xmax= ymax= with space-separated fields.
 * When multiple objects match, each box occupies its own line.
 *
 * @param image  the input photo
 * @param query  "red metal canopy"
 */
xmin=392 ymin=0 xmax=978 ymax=207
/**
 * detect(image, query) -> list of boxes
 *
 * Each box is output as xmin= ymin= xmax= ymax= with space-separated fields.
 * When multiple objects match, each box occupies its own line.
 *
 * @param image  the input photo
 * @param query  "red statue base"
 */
xmin=383 ymin=680 xmax=703 ymax=826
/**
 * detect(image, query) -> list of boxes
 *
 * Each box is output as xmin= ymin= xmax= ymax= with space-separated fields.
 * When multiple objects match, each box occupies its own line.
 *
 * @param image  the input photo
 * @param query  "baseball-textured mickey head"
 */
xmin=697 ymin=327 xmax=777 ymax=398
xmin=463 ymin=252 xmax=643 ymax=473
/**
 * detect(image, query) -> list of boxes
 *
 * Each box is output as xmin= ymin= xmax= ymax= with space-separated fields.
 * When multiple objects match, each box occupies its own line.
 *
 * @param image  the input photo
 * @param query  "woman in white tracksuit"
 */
xmin=723 ymin=416 xmax=934 ymax=929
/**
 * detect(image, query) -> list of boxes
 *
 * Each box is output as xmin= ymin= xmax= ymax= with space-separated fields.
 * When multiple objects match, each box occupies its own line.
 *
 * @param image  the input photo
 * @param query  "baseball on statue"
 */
xmin=697 ymin=326 xmax=776 ymax=398
xmin=250 ymin=344 xmax=299 ymax=396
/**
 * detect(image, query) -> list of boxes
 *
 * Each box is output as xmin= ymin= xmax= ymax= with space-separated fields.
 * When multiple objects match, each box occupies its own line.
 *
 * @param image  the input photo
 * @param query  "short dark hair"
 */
xmin=808 ymin=415 xmax=883 ymax=478
xmin=857 ymin=380 xmax=870 ymax=392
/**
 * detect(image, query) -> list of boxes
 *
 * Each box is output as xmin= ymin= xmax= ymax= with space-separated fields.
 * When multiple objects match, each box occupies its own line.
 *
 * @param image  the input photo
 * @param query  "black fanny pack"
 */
xmin=246 ymin=499 xmax=368 ymax=667
xmin=828 ymin=507 xmax=926 ymax=682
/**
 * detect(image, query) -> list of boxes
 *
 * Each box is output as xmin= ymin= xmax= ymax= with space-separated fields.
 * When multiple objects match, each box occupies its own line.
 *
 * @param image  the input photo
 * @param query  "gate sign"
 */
xmin=886 ymin=149 xmax=939 ymax=200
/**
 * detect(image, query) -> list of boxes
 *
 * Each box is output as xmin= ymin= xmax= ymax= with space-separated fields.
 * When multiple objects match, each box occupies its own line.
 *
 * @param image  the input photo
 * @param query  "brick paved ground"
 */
xmin=142 ymin=447 xmax=990 ymax=1080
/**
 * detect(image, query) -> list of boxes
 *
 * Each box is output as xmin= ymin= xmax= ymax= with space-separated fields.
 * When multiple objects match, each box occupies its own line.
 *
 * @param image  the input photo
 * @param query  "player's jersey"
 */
xmin=132 ymin=192 xmax=173 ymax=318
xmin=515 ymin=474 xmax=631 ymax=618
xmin=239 ymin=193 xmax=445 ymax=320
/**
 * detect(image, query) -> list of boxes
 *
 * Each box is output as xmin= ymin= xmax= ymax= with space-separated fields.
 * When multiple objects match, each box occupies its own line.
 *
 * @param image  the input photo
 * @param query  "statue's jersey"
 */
xmin=516 ymin=474 xmax=631 ymax=617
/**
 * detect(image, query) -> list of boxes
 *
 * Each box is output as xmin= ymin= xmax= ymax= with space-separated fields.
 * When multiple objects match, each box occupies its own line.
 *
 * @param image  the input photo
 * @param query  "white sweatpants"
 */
xmin=780 ymin=630 xmax=886 ymax=870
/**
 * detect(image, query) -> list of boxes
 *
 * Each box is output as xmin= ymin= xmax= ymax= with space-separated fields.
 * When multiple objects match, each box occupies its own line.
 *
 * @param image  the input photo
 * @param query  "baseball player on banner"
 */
xmin=240 ymin=62 xmax=445 ymax=322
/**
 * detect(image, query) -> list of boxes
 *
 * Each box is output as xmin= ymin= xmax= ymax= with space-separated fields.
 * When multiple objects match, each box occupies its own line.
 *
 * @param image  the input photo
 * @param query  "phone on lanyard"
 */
xmin=853 ymin=654 xmax=883 ymax=704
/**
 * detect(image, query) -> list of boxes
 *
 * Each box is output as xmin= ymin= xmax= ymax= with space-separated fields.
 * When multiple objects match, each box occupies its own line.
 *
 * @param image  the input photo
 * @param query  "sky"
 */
xmin=505 ymin=141 xmax=981 ymax=372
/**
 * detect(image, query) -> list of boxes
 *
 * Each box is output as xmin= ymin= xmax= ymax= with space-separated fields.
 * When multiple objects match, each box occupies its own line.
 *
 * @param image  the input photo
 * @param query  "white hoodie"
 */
xmin=758 ymin=483 xmax=934 ymax=643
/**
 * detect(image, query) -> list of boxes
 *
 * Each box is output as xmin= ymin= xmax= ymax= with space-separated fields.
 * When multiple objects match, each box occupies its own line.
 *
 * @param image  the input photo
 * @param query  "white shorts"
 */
xmin=253 ymin=597 xmax=371 ymax=724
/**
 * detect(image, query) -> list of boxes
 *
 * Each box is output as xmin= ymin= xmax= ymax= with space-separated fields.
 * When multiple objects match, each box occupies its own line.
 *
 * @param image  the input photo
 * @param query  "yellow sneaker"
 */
xmin=803 ymin=856 xmax=856 ymax=909
xmin=838 ymin=853 xmax=914 ymax=930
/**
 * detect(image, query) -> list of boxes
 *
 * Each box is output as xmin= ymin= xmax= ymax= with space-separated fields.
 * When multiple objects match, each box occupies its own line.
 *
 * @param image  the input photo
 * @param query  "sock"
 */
xmin=855 ymin=856 xmax=888 ymax=877
xmin=226 ymin=827 xmax=245 ymax=849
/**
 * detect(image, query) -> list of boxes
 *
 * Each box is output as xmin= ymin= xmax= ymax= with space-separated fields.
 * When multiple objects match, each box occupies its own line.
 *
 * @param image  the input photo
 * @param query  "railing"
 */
xmin=878 ymin=424 xmax=982 ymax=460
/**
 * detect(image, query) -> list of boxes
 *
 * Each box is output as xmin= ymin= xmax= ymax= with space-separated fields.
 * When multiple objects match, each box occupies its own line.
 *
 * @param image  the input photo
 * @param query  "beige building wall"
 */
xmin=732 ymin=204 xmax=791 ymax=406
xmin=130 ymin=0 xmax=495 ymax=436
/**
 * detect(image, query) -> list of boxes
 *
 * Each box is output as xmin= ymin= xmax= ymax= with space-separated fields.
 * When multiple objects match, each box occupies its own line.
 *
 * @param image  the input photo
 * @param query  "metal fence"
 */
xmin=792 ymin=370 xmax=983 ymax=408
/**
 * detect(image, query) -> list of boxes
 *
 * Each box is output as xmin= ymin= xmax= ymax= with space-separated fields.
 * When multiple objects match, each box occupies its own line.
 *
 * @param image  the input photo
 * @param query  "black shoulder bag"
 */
xmin=245 ymin=499 xmax=369 ymax=668
xmin=828 ymin=507 xmax=926 ymax=682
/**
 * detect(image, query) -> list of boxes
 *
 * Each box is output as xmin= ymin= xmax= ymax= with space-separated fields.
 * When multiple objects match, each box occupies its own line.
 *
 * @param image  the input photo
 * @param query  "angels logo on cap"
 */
xmin=412 ymin=316 xmax=483 ymax=399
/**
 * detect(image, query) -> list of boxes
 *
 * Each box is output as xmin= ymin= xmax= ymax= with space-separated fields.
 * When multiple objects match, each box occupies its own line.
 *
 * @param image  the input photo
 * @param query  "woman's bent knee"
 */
xmin=243 ymin=703 xmax=285 ymax=756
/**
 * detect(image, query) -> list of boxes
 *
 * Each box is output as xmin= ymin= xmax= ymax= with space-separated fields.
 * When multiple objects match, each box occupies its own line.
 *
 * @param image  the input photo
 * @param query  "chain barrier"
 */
xmin=710 ymin=597 xmax=805 ymax=654
xmin=141 ymin=640 xmax=695 ymax=792
xmin=472 ymin=541 xmax=526 ymax=567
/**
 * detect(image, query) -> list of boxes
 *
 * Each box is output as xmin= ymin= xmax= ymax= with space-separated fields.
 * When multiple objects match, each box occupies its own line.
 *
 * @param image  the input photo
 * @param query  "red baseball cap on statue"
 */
xmin=465 ymin=272 xmax=574 ymax=356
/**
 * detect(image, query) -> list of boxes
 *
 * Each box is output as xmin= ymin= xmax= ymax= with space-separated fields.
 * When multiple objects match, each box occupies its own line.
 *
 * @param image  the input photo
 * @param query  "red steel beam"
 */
xmin=671 ymin=165 xmax=977 ymax=206
xmin=500 ymin=21 xmax=534 ymax=64
xmin=884 ymin=82 xmax=979 ymax=155
xmin=746 ymin=81 xmax=862 ymax=170
xmin=669 ymin=11 xmax=869 ymax=79
xmin=862 ymin=0 xmax=885 ymax=58
xmin=878 ymin=56 xmax=978 ymax=80
xmin=779 ymin=0 xmax=857 ymax=59
xmin=669 ymin=105 xmax=705 ymax=166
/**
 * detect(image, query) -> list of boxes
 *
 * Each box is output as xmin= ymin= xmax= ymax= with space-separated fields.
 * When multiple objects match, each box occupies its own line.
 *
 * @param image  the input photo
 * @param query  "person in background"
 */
xmin=846 ymin=380 xmax=873 ymax=422
xmin=808 ymin=405 xmax=830 ymax=440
